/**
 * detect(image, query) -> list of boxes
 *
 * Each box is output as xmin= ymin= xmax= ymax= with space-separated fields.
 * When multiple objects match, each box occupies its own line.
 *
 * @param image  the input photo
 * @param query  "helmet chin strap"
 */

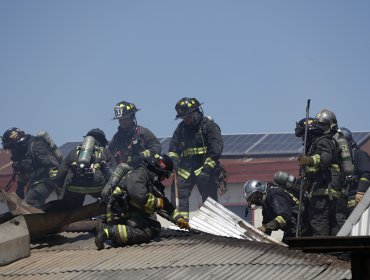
xmin=261 ymin=193 xmax=267 ymax=204
xmin=191 ymin=111 xmax=203 ymax=125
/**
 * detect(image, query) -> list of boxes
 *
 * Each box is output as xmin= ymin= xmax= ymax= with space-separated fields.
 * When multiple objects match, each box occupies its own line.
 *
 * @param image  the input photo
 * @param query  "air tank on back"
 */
xmin=37 ymin=130 xmax=64 ymax=163
xmin=334 ymin=133 xmax=355 ymax=177
xmin=78 ymin=136 xmax=95 ymax=167
xmin=273 ymin=171 xmax=297 ymax=190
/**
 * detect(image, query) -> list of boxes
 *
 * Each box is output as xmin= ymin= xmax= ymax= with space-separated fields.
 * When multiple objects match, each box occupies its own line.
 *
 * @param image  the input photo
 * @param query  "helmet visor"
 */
xmin=247 ymin=191 xmax=264 ymax=207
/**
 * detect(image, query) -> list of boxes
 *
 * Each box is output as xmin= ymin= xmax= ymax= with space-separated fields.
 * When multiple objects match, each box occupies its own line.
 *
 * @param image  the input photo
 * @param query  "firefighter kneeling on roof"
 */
xmin=95 ymin=153 xmax=190 ymax=250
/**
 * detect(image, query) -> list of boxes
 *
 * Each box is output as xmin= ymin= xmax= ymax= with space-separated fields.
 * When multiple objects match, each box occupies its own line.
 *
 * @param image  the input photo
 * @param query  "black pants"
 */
xmin=171 ymin=172 xmax=218 ymax=220
xmin=112 ymin=216 xmax=161 ymax=245
xmin=309 ymin=196 xmax=347 ymax=236
xmin=61 ymin=189 xmax=101 ymax=210
xmin=25 ymin=180 xmax=55 ymax=208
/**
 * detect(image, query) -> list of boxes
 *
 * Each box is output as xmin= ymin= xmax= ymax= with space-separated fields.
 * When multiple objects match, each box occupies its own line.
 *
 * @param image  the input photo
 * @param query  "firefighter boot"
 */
xmin=95 ymin=222 xmax=110 ymax=250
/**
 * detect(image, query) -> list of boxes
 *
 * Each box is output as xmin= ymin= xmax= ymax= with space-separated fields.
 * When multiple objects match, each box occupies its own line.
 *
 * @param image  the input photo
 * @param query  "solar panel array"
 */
xmin=59 ymin=132 xmax=370 ymax=158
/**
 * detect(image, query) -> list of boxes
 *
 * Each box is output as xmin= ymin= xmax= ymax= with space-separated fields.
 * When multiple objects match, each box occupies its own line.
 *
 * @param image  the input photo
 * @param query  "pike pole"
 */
xmin=296 ymin=99 xmax=310 ymax=237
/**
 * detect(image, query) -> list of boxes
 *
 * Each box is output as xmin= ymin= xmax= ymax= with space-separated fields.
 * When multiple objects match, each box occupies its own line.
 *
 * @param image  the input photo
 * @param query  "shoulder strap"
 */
xmin=29 ymin=136 xmax=37 ymax=161
xmin=135 ymin=126 xmax=142 ymax=136
xmin=200 ymin=117 xmax=213 ymax=135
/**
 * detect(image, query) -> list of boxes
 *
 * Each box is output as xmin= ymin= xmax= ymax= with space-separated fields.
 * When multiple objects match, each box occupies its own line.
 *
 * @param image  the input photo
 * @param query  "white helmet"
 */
xmin=243 ymin=180 xmax=267 ymax=201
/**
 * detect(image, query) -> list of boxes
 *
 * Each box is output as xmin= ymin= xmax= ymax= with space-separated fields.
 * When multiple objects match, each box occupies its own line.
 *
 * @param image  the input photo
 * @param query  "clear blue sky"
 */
xmin=1 ymin=1 xmax=370 ymax=146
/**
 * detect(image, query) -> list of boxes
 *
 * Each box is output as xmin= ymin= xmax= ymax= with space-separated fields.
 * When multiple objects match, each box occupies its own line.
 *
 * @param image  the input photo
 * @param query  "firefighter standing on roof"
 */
xmin=298 ymin=109 xmax=351 ymax=236
xmin=54 ymin=129 xmax=113 ymax=210
xmin=101 ymin=101 xmax=161 ymax=201
xmin=338 ymin=127 xmax=370 ymax=216
xmin=168 ymin=97 xmax=223 ymax=221
xmin=293 ymin=117 xmax=326 ymax=236
xmin=1 ymin=127 xmax=60 ymax=208
xmin=108 ymin=101 xmax=161 ymax=168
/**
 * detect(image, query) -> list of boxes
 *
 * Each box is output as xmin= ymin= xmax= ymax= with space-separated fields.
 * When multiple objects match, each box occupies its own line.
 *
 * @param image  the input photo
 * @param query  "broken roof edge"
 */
xmin=189 ymin=197 xmax=286 ymax=246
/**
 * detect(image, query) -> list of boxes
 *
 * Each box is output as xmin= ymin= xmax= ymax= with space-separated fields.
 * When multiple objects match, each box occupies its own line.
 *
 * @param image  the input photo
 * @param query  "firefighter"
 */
xmin=293 ymin=117 xmax=326 ymax=236
xmin=54 ymin=129 xmax=113 ymax=210
xmin=109 ymin=101 xmax=161 ymax=168
xmin=168 ymin=97 xmax=223 ymax=221
xmin=1 ymin=127 xmax=59 ymax=208
xmin=295 ymin=117 xmax=324 ymax=154
xmin=298 ymin=109 xmax=348 ymax=236
xmin=243 ymin=179 xmax=298 ymax=243
xmin=95 ymin=154 xmax=189 ymax=250
xmin=338 ymin=127 xmax=370 ymax=216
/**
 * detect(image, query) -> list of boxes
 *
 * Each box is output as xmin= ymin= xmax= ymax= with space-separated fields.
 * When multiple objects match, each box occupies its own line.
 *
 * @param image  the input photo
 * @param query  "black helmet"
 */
xmin=85 ymin=128 xmax=108 ymax=147
xmin=144 ymin=154 xmax=173 ymax=178
xmin=113 ymin=101 xmax=140 ymax=120
xmin=2 ymin=127 xmax=27 ymax=149
xmin=175 ymin=97 xmax=202 ymax=119
xmin=314 ymin=109 xmax=338 ymax=134
xmin=295 ymin=117 xmax=314 ymax=137
xmin=295 ymin=117 xmax=324 ymax=137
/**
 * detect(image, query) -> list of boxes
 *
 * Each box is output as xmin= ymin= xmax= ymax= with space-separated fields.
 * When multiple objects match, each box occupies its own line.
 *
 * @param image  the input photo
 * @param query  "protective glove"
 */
xmin=12 ymin=160 xmax=32 ymax=173
xmin=298 ymin=155 xmax=313 ymax=167
xmin=176 ymin=217 xmax=190 ymax=230
xmin=171 ymin=210 xmax=190 ymax=230
xmin=355 ymin=192 xmax=365 ymax=205
xmin=257 ymin=224 xmax=272 ymax=235
xmin=100 ymin=184 xmax=113 ymax=204
xmin=197 ymin=165 xmax=212 ymax=185
xmin=257 ymin=225 xmax=267 ymax=233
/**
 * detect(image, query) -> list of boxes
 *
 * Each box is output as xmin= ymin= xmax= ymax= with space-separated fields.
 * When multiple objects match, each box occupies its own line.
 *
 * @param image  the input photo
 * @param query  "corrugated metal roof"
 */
xmin=190 ymin=197 xmax=285 ymax=245
xmin=0 ymin=229 xmax=351 ymax=279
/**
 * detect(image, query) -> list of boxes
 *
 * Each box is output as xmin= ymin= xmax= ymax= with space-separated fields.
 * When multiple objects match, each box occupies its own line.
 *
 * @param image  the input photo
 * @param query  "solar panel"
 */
xmin=352 ymin=132 xmax=370 ymax=146
xmin=247 ymin=133 xmax=303 ymax=156
xmin=222 ymin=134 xmax=265 ymax=156
xmin=58 ymin=132 xmax=370 ymax=159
